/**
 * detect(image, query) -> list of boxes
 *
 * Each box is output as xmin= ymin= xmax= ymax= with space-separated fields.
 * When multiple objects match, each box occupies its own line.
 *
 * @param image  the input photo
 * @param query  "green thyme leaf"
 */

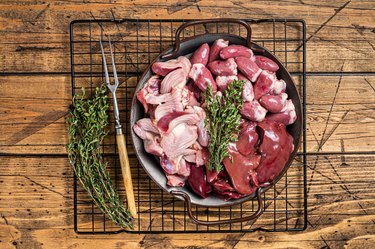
xmin=204 ymin=80 xmax=245 ymax=172
xmin=66 ymin=85 xmax=134 ymax=229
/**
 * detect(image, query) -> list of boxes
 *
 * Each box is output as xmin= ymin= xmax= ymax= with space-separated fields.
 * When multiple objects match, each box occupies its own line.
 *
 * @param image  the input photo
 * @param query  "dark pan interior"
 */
xmin=130 ymin=33 xmax=302 ymax=207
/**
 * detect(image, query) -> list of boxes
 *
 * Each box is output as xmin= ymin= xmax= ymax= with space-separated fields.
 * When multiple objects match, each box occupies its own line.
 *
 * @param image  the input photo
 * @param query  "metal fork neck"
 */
xmin=116 ymin=127 xmax=123 ymax=134
xmin=109 ymin=90 xmax=122 ymax=132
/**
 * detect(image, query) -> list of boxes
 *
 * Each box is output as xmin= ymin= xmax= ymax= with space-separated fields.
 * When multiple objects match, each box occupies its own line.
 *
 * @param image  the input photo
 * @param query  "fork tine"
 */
xmin=99 ymin=38 xmax=111 ymax=86
xmin=108 ymin=36 xmax=120 ymax=87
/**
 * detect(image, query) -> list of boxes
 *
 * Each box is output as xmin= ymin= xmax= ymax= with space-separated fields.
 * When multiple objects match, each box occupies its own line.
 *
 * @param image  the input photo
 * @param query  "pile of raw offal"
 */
xmin=133 ymin=39 xmax=297 ymax=201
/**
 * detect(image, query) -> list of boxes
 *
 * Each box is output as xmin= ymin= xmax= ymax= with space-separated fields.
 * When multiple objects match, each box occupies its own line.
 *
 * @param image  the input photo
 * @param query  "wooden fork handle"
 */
xmin=116 ymin=133 xmax=137 ymax=218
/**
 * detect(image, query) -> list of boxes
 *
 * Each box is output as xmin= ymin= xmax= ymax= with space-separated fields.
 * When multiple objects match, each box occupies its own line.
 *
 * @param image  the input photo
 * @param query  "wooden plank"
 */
xmin=0 ymin=1 xmax=374 ymax=73
xmin=1 ymin=1 xmax=374 ymax=248
xmin=0 ymin=154 xmax=374 ymax=247
xmin=306 ymin=75 xmax=375 ymax=152
xmin=0 ymin=75 xmax=69 ymax=154
xmin=1 ymin=75 xmax=374 ymax=154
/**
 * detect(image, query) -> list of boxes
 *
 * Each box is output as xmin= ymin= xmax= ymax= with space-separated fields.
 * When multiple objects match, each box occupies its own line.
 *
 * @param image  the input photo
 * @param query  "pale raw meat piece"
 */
xmin=184 ymin=106 xmax=209 ymax=147
xmin=181 ymin=87 xmax=200 ymax=107
xmin=133 ymin=119 xmax=162 ymax=156
xmin=195 ymin=148 xmax=209 ymax=166
xmin=143 ymin=132 xmax=163 ymax=156
xmin=152 ymin=58 xmax=180 ymax=76
xmin=259 ymin=93 xmax=288 ymax=113
xmin=240 ymin=100 xmax=268 ymax=122
xmin=197 ymin=119 xmax=209 ymax=147
xmin=145 ymin=75 xmax=160 ymax=95
xmin=133 ymin=124 xmax=163 ymax=156
xmin=189 ymin=63 xmax=217 ymax=91
xmin=222 ymin=143 xmax=261 ymax=195
xmin=133 ymin=118 xmax=159 ymax=136
xmin=178 ymin=56 xmax=192 ymax=77
xmin=254 ymin=56 xmax=279 ymax=72
xmin=270 ymin=79 xmax=286 ymax=95
xmin=220 ymin=45 xmax=254 ymax=60
xmin=181 ymin=148 xmax=207 ymax=166
xmin=156 ymin=112 xmax=186 ymax=132
xmin=160 ymin=68 xmax=187 ymax=94
xmin=253 ymin=70 xmax=277 ymax=99
xmin=207 ymin=58 xmax=237 ymax=76
xmin=136 ymin=88 xmax=149 ymax=112
xmin=185 ymin=105 xmax=205 ymax=118
xmin=238 ymin=73 xmax=254 ymax=102
xmin=160 ymin=123 xmax=198 ymax=159
xmin=190 ymin=43 xmax=210 ymax=66
xmin=147 ymin=105 xmax=157 ymax=120
xmin=167 ymin=113 xmax=200 ymax=132
xmin=177 ymin=56 xmax=192 ymax=77
xmin=183 ymin=148 xmax=197 ymax=155
xmin=215 ymin=75 xmax=238 ymax=92
xmin=160 ymin=155 xmax=183 ymax=175
xmin=235 ymin=56 xmax=262 ymax=82
xmin=209 ymin=39 xmax=229 ymax=62
xmin=152 ymin=56 xmax=191 ymax=77
xmin=266 ymin=99 xmax=297 ymax=125
xmin=136 ymin=76 xmax=163 ymax=111
xmin=256 ymin=120 xmax=294 ymax=184
xmin=144 ymin=92 xmax=173 ymax=105
xmin=157 ymin=112 xmax=200 ymax=134
xmin=187 ymin=94 xmax=200 ymax=107
xmin=236 ymin=121 xmax=258 ymax=156
xmin=166 ymin=174 xmax=186 ymax=187
xmin=184 ymin=153 xmax=197 ymax=163
xmin=186 ymin=79 xmax=202 ymax=102
xmin=281 ymin=99 xmax=294 ymax=113
xmin=177 ymin=159 xmax=190 ymax=177
xmin=154 ymin=89 xmax=184 ymax=121
xmin=133 ymin=122 xmax=148 ymax=140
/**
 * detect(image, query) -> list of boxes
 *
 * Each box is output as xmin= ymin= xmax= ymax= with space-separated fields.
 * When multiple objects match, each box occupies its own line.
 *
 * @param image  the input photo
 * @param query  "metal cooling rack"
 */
xmin=70 ymin=18 xmax=307 ymax=234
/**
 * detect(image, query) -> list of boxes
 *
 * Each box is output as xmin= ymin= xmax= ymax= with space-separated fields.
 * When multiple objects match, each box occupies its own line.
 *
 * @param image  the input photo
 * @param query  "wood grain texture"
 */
xmin=0 ymin=0 xmax=374 ymax=248
xmin=1 ymin=75 xmax=374 ymax=154
xmin=0 ymin=0 xmax=374 ymax=73
xmin=0 ymin=155 xmax=374 ymax=248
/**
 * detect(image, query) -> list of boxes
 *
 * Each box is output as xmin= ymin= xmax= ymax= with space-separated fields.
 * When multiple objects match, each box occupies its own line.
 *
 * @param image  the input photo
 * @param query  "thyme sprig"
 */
xmin=66 ymin=86 xmax=134 ymax=229
xmin=204 ymin=80 xmax=245 ymax=172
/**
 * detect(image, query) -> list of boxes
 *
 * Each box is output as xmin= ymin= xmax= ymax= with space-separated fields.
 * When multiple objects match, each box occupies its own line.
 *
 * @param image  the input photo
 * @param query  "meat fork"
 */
xmin=100 ymin=38 xmax=137 ymax=218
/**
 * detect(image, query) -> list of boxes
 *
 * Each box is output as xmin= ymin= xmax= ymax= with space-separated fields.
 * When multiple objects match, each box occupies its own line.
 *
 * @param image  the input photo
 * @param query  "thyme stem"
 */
xmin=66 ymin=86 xmax=134 ymax=229
xmin=204 ymin=80 xmax=245 ymax=172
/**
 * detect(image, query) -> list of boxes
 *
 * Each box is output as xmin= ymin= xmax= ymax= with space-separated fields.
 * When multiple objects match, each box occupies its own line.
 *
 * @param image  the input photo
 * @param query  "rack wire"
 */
xmin=70 ymin=18 xmax=307 ymax=234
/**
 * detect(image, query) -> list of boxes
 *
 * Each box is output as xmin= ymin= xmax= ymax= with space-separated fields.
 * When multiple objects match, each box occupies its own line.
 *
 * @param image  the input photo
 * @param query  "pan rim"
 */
xmin=130 ymin=33 xmax=303 ymax=208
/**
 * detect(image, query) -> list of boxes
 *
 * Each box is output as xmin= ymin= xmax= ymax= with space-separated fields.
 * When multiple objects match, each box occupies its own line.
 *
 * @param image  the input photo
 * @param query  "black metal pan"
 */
xmin=131 ymin=19 xmax=302 ymax=225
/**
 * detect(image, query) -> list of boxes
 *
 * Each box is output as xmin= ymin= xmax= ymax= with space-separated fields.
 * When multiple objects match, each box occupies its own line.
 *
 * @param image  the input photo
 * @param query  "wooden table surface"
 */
xmin=1 ymin=1 xmax=374 ymax=248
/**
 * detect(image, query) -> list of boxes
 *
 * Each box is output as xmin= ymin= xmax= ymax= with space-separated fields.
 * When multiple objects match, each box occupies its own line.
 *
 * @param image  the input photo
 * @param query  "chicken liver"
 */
xmin=222 ymin=143 xmax=261 ymax=195
xmin=256 ymin=120 xmax=294 ymax=184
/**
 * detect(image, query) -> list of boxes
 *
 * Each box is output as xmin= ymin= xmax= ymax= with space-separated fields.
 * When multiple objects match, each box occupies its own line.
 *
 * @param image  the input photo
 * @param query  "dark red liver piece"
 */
xmin=256 ymin=120 xmax=294 ymax=184
xmin=212 ymin=178 xmax=235 ymax=192
xmin=222 ymin=143 xmax=261 ymax=195
xmin=236 ymin=121 xmax=259 ymax=156
xmin=188 ymin=164 xmax=208 ymax=198
xmin=215 ymin=190 xmax=244 ymax=201
xmin=205 ymin=164 xmax=219 ymax=184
